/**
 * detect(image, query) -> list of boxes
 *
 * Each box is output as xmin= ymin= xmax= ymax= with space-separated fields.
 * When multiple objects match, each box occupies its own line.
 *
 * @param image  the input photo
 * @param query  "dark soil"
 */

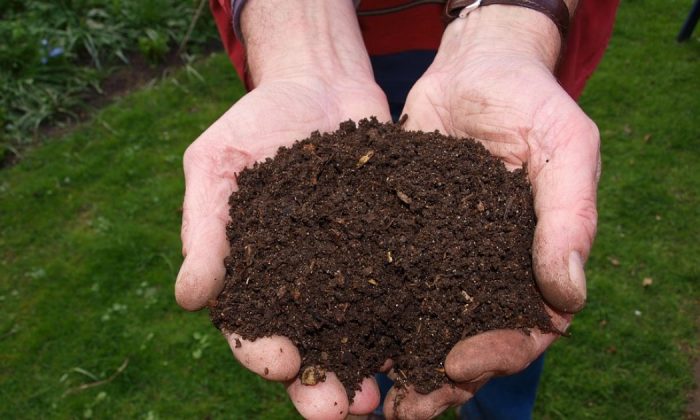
xmin=210 ymin=118 xmax=556 ymax=399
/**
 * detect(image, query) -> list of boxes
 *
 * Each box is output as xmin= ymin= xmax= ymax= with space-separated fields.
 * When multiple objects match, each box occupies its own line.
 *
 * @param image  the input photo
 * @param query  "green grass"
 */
xmin=0 ymin=0 xmax=698 ymax=418
xmin=535 ymin=0 xmax=699 ymax=418
xmin=0 ymin=54 xmax=296 ymax=419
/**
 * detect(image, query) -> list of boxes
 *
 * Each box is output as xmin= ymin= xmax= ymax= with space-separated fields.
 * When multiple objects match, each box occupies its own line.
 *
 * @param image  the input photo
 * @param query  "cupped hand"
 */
xmin=176 ymin=74 xmax=390 ymax=419
xmin=385 ymin=8 xmax=600 ymax=419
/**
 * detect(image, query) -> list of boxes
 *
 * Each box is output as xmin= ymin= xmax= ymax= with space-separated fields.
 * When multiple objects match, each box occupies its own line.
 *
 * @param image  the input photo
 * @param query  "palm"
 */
xmin=405 ymin=55 xmax=599 ymax=310
xmin=189 ymin=77 xmax=390 ymax=170
xmin=178 ymin=76 xmax=390 ymax=308
xmin=406 ymin=57 xmax=580 ymax=161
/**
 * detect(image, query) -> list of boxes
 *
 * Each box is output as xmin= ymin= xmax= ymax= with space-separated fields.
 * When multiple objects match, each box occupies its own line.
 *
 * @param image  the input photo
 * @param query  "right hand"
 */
xmin=175 ymin=72 xmax=391 ymax=419
xmin=382 ymin=6 xmax=597 ymax=418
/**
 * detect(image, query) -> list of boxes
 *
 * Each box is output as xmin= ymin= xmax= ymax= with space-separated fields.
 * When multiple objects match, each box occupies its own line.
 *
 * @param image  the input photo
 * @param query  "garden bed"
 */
xmin=0 ymin=0 xmax=219 ymax=165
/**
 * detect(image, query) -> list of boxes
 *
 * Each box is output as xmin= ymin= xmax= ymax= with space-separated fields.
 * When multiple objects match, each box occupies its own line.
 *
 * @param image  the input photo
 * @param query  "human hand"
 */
xmin=175 ymin=1 xmax=390 ymax=418
xmin=385 ymin=5 xmax=599 ymax=418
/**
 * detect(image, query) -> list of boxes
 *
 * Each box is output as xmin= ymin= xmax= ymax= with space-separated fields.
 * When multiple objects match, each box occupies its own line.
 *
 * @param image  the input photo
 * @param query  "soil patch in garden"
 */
xmin=210 ymin=118 xmax=557 ymax=399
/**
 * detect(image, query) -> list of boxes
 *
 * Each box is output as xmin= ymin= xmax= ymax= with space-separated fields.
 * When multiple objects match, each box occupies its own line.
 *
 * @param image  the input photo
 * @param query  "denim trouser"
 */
xmin=374 ymin=355 xmax=545 ymax=419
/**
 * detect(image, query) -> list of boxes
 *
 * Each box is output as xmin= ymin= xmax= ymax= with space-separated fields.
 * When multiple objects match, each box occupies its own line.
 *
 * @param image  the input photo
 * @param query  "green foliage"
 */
xmin=138 ymin=29 xmax=169 ymax=63
xmin=0 ymin=0 xmax=217 ymax=151
xmin=0 ymin=22 xmax=41 ymax=77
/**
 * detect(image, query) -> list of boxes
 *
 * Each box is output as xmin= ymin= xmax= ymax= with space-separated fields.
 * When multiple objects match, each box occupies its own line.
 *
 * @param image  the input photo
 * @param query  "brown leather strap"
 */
xmin=445 ymin=0 xmax=570 ymax=40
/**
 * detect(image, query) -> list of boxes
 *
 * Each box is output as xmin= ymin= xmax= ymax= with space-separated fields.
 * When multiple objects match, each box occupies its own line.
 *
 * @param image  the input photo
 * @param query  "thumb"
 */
xmin=175 ymin=140 xmax=253 ymax=311
xmin=530 ymin=110 xmax=600 ymax=313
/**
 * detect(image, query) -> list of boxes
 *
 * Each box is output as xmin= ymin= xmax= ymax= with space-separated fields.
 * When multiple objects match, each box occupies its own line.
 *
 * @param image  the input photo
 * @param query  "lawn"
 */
xmin=0 ymin=0 xmax=698 ymax=419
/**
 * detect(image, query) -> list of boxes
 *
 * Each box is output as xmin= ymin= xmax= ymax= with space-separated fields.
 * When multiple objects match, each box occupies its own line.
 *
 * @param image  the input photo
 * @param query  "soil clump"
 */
xmin=210 ymin=118 xmax=556 ymax=399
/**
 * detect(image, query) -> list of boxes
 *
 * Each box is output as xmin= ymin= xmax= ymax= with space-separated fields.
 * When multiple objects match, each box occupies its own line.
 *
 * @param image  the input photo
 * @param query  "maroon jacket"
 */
xmin=210 ymin=0 xmax=619 ymax=100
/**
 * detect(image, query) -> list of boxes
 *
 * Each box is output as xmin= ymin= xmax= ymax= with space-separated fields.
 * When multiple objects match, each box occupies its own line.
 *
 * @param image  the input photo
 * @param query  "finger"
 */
xmin=175 ymin=139 xmax=253 ymax=310
xmin=383 ymin=382 xmax=480 ymax=420
xmin=226 ymin=333 xmax=300 ymax=381
xmin=380 ymin=358 xmax=394 ymax=373
xmin=348 ymin=376 xmax=381 ymax=415
xmin=445 ymin=310 xmax=570 ymax=383
xmin=286 ymin=372 xmax=349 ymax=420
xmin=530 ymin=105 xmax=600 ymax=313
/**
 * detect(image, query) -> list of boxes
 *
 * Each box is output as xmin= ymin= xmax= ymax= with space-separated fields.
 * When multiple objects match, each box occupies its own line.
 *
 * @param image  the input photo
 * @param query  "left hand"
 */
xmin=383 ymin=6 xmax=600 ymax=419
xmin=175 ymin=2 xmax=391 ymax=418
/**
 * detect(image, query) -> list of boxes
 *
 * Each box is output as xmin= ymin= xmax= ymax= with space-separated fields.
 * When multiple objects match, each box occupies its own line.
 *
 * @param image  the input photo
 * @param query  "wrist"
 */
xmin=439 ymin=4 xmax=569 ymax=71
xmin=241 ymin=0 xmax=374 ymax=87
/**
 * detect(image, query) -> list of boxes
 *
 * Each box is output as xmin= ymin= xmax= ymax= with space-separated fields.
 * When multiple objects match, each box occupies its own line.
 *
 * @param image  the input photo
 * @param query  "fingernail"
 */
xmin=568 ymin=251 xmax=587 ymax=311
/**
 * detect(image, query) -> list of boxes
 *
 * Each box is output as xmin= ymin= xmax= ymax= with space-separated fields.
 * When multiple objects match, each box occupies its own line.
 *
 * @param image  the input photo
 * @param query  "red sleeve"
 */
xmin=556 ymin=0 xmax=620 ymax=99
xmin=210 ymin=0 xmax=619 ymax=100
xmin=209 ymin=0 xmax=252 ymax=90
xmin=357 ymin=1 xmax=445 ymax=54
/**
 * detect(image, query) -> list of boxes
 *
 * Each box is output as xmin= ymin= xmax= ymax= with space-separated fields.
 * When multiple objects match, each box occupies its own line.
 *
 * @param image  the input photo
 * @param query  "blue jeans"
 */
xmin=374 ymin=355 xmax=545 ymax=419
xmin=370 ymin=51 xmax=545 ymax=419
